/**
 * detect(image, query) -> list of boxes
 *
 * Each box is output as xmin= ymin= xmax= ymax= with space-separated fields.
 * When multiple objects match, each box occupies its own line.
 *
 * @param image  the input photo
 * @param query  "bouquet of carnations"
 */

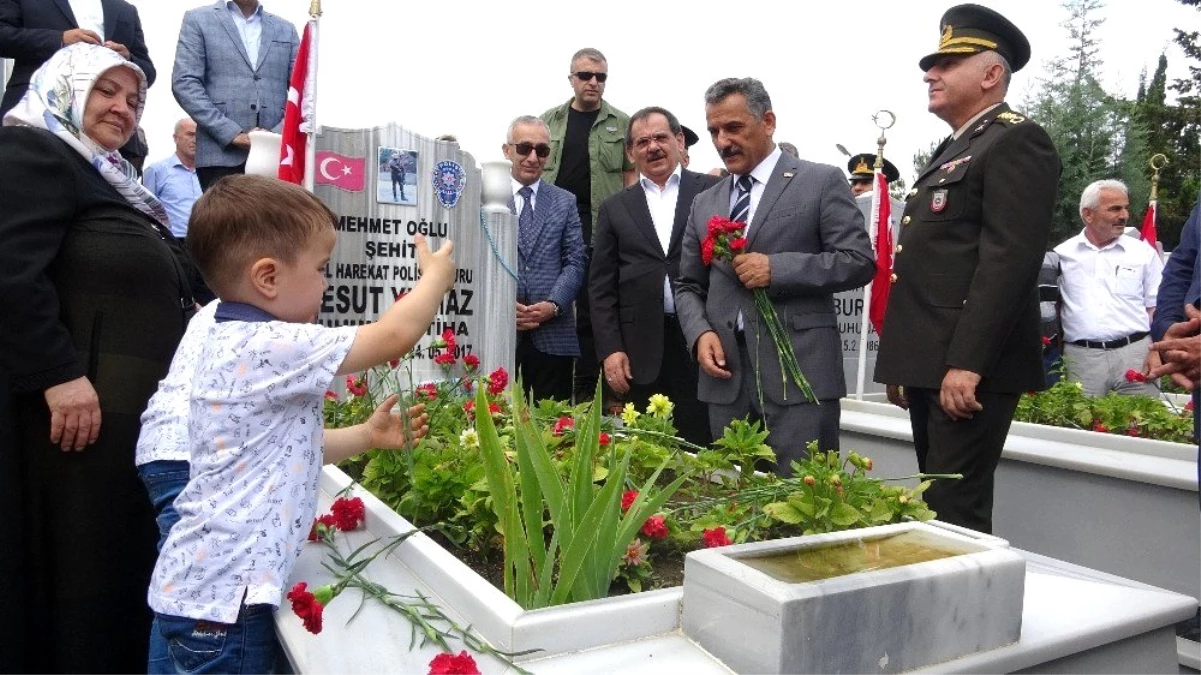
xmin=701 ymin=216 xmax=816 ymax=403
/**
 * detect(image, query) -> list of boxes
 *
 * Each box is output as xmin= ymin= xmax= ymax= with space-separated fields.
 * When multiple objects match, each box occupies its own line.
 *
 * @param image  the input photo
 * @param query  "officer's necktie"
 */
xmin=731 ymin=175 xmax=753 ymax=224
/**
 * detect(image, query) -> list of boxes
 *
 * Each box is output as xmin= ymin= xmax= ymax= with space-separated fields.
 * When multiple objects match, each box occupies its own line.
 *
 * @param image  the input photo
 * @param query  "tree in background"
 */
xmin=1154 ymin=0 xmax=1201 ymax=250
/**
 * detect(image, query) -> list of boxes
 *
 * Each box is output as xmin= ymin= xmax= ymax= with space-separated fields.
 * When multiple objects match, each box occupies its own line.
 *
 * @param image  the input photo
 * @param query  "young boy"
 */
xmin=146 ymin=175 xmax=454 ymax=674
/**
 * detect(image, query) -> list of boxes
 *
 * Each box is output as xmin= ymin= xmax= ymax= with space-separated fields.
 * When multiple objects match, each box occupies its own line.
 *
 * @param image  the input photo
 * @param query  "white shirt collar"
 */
xmin=511 ymin=177 xmax=540 ymax=199
xmin=639 ymin=163 xmax=682 ymax=192
xmin=737 ymin=146 xmax=783 ymax=186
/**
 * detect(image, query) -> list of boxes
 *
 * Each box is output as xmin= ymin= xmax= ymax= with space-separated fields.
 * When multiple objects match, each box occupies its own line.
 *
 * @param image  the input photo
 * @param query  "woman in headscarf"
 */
xmin=0 ymin=44 xmax=202 ymax=673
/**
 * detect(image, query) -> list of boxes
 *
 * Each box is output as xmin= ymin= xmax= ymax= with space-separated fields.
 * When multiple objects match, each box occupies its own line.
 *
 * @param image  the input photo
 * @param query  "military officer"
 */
xmin=874 ymin=4 xmax=1062 ymax=534
xmin=846 ymin=153 xmax=900 ymax=197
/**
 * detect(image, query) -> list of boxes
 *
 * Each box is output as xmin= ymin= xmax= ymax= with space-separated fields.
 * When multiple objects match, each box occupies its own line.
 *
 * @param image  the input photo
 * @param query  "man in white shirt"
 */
xmin=589 ymin=107 xmax=721 ymax=446
xmin=1054 ymin=179 xmax=1164 ymax=397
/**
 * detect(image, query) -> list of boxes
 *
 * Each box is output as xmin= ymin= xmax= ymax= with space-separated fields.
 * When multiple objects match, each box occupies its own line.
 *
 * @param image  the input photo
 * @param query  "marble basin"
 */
xmin=681 ymin=521 xmax=1025 ymax=674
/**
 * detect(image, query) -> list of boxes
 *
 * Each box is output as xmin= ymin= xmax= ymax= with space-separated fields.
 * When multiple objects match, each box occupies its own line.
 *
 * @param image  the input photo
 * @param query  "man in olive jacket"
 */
xmin=874 ymin=4 xmax=1062 ymax=534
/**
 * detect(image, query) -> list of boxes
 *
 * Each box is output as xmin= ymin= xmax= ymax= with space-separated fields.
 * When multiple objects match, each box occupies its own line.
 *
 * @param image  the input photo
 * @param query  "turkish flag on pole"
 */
xmin=1139 ymin=200 xmax=1160 ymax=256
xmin=868 ymin=171 xmax=893 ymax=335
xmin=278 ymin=23 xmax=312 ymax=184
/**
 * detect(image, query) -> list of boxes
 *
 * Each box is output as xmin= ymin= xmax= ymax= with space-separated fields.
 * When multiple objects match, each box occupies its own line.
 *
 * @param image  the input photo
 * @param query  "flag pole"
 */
xmin=1141 ymin=153 xmax=1168 ymax=258
xmin=302 ymin=0 xmax=322 ymax=191
xmin=855 ymin=110 xmax=895 ymax=400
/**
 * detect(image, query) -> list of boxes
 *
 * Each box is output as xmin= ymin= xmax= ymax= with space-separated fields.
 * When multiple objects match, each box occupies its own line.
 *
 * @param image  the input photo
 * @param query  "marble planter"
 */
xmin=681 ymin=522 xmax=1025 ymax=674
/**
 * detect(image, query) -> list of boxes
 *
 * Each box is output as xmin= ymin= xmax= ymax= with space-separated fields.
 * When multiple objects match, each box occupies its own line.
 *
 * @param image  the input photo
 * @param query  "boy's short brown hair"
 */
xmin=188 ymin=175 xmax=337 ymax=297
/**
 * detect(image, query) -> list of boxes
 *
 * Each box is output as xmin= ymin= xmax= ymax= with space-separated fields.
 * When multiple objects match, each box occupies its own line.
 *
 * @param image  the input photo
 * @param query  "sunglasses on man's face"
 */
xmin=512 ymin=142 xmax=552 ymax=158
xmin=573 ymin=71 xmax=608 ymax=83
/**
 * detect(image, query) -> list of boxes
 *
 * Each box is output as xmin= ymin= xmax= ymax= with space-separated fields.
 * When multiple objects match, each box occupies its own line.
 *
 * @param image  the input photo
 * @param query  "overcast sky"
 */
xmin=124 ymin=0 xmax=1196 ymax=184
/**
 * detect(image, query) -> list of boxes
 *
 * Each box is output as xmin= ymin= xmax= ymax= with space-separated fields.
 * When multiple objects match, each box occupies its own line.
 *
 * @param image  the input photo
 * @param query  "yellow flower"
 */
xmin=647 ymin=394 xmax=674 ymax=419
xmin=621 ymin=402 xmax=641 ymax=426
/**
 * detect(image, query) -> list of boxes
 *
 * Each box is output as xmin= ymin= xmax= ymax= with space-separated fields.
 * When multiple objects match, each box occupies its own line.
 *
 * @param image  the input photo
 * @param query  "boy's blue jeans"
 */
xmin=148 ymin=605 xmax=277 ymax=674
xmin=138 ymin=459 xmax=190 ymax=552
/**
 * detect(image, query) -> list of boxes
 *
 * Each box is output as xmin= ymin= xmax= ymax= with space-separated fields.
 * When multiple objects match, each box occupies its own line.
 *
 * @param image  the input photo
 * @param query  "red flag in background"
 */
xmin=1139 ymin=200 xmax=1160 ymax=257
xmin=868 ymin=171 xmax=892 ymax=335
xmin=278 ymin=23 xmax=312 ymax=184
xmin=314 ymin=151 xmax=366 ymax=192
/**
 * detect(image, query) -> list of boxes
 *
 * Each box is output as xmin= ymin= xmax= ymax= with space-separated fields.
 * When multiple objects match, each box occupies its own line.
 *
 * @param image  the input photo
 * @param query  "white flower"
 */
xmin=459 ymin=428 xmax=479 ymax=449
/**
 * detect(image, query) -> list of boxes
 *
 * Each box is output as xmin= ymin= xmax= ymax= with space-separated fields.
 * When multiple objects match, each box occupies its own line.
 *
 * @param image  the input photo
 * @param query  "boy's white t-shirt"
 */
xmin=148 ymin=312 xmax=356 ymax=623
xmin=135 ymin=300 xmax=219 ymax=467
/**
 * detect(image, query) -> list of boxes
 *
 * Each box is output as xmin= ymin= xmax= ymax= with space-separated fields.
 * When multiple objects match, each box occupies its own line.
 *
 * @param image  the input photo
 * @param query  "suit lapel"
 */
xmin=255 ymin=15 xmax=278 ymax=71
xmin=622 ymin=182 xmax=663 ymax=257
xmin=100 ymin=0 xmax=118 ymax=40
xmin=746 ymin=155 xmax=798 ymax=249
xmin=216 ymin=4 xmax=254 ymax=71
xmin=52 ymin=0 xmax=77 ymax=27
xmin=668 ymin=170 xmax=702 ymax=260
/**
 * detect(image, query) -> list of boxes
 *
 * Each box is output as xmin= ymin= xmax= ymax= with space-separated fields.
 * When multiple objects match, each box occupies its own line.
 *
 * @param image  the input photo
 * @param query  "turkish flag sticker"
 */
xmin=315 ymin=151 xmax=366 ymax=192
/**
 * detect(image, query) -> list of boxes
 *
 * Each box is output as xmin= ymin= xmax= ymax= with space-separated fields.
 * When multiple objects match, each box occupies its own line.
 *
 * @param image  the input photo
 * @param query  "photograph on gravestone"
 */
xmin=316 ymin=124 xmax=517 ymax=390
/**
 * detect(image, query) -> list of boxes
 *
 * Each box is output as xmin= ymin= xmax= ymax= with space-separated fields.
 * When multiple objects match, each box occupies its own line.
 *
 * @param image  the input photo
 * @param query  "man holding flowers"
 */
xmin=675 ymin=77 xmax=875 ymax=474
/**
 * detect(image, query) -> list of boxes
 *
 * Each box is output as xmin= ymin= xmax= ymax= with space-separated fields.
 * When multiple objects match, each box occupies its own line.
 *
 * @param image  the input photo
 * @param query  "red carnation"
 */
xmin=331 ymin=496 xmax=365 ymax=531
xmin=1093 ymin=422 xmax=1109 ymax=433
xmin=728 ymin=237 xmax=747 ymax=254
xmin=324 ymin=390 xmax=338 ymax=401
xmin=287 ymin=582 xmax=325 ymax=634
xmin=308 ymin=513 xmax=337 ymax=541
xmin=1186 ymin=400 xmax=1195 ymax=412
xmin=598 ymin=432 xmax=611 ymax=446
xmin=640 ymin=514 xmax=668 ymax=540
xmin=441 ymin=328 xmax=457 ymax=353
xmin=346 ymin=375 xmax=368 ymax=397
xmin=463 ymin=354 xmax=480 ymax=371
xmin=388 ymin=358 xmax=401 ymax=369
xmin=702 ymin=527 xmax=732 ymax=548
xmin=701 ymin=236 xmax=716 ymax=266
xmin=488 ymin=402 xmax=502 ymax=417
xmin=487 ymin=367 xmax=508 ymax=395
xmin=416 ymin=383 xmax=438 ymax=401
xmin=621 ymin=490 xmax=638 ymax=511
xmin=1040 ymin=335 xmax=1052 ymax=347
xmin=1126 ymin=427 xmax=1140 ymax=437
xmin=553 ymin=416 xmax=574 ymax=436
xmin=1124 ymin=369 xmax=1147 ymax=383
xmin=434 ymin=352 xmax=457 ymax=366
xmin=428 ymin=650 xmax=480 ymax=675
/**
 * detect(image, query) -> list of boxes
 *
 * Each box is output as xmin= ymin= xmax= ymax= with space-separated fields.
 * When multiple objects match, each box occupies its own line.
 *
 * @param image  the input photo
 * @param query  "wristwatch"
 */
xmin=549 ymin=301 xmax=561 ymax=318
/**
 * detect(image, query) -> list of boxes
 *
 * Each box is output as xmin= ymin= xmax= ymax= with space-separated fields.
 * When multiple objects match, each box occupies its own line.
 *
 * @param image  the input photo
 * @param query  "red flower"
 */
xmin=434 ymin=352 xmax=457 ymax=366
xmin=701 ymin=236 xmax=716 ymax=266
xmin=598 ymin=432 xmax=611 ymax=446
xmin=416 ymin=383 xmax=438 ymax=401
xmin=621 ymin=490 xmax=638 ymax=511
xmin=1124 ymin=369 xmax=1147 ymax=383
xmin=324 ymin=390 xmax=338 ymax=401
xmin=640 ymin=514 xmax=668 ymax=539
xmin=464 ymin=400 xmax=476 ymax=417
xmin=488 ymin=402 xmax=502 ymax=417
xmin=728 ymin=237 xmax=747 ymax=254
xmin=702 ymin=527 xmax=733 ymax=548
xmin=307 ymin=514 xmax=337 ymax=541
xmin=346 ymin=375 xmax=368 ymax=397
xmin=1186 ymin=400 xmax=1195 ymax=412
xmin=287 ymin=582 xmax=325 ymax=634
xmin=388 ymin=358 xmax=401 ymax=369
xmin=331 ymin=496 xmax=366 ymax=531
xmin=1092 ymin=422 xmax=1109 ymax=433
xmin=553 ymin=416 xmax=574 ymax=436
xmin=487 ymin=367 xmax=508 ymax=395
xmin=441 ymin=328 xmax=457 ymax=354
xmin=428 ymin=650 xmax=480 ymax=675
xmin=1126 ymin=427 xmax=1141 ymax=437
xmin=463 ymin=354 xmax=480 ymax=371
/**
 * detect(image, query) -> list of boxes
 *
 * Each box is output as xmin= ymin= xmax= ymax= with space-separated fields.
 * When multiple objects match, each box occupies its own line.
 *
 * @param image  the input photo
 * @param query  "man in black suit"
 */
xmin=0 ymin=0 xmax=154 ymax=164
xmin=590 ymin=106 xmax=720 ymax=447
xmin=874 ymin=4 xmax=1061 ymax=534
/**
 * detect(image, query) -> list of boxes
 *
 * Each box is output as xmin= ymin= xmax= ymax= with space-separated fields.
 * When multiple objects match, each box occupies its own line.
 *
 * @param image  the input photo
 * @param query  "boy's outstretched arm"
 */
xmin=324 ymin=395 xmax=429 ymax=464
xmin=337 ymin=234 xmax=456 ymax=375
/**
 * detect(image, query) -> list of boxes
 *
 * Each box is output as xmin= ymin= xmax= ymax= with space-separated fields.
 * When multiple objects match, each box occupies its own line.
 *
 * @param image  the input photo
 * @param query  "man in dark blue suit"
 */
xmin=504 ymin=115 xmax=587 ymax=402
xmin=1149 ymin=198 xmax=1200 ymax=447
xmin=0 ymin=0 xmax=154 ymax=163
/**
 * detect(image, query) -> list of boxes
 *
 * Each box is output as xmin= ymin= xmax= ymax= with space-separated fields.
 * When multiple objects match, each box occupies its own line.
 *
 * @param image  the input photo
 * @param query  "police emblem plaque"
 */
xmin=433 ymin=160 xmax=467 ymax=208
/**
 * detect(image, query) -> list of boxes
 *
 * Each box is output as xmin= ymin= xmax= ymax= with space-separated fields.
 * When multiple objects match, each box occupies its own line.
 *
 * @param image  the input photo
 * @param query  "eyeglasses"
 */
xmin=632 ymin=132 xmax=677 ymax=150
xmin=512 ymin=142 xmax=551 ymax=158
xmin=573 ymin=71 xmax=608 ymax=83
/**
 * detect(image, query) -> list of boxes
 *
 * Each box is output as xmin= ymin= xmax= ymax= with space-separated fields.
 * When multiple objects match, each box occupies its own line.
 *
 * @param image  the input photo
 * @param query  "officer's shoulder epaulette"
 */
xmin=995 ymin=110 xmax=1027 ymax=125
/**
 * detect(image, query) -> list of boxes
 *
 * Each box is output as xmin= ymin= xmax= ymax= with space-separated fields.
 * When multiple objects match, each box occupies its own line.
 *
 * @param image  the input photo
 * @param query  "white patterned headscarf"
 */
xmin=3 ymin=43 xmax=169 ymax=228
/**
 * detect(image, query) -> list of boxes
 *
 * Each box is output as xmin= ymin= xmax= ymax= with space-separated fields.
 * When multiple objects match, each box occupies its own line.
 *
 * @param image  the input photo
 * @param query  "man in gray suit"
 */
xmin=675 ymin=78 xmax=875 ymax=473
xmin=171 ymin=0 xmax=299 ymax=190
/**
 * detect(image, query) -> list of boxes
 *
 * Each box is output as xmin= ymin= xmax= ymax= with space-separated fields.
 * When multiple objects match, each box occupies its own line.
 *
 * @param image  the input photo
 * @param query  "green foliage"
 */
xmin=1014 ymin=378 xmax=1195 ymax=443
xmin=692 ymin=417 xmax=775 ymax=490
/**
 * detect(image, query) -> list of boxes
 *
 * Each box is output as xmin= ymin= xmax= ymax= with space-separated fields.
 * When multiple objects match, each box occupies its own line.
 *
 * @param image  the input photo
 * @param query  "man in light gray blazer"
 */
xmin=171 ymin=0 xmax=298 ymax=189
xmin=675 ymin=78 xmax=875 ymax=474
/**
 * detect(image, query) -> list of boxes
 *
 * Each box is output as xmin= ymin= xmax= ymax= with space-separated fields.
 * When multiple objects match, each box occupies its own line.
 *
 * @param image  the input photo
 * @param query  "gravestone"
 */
xmin=314 ymin=124 xmax=517 ymax=386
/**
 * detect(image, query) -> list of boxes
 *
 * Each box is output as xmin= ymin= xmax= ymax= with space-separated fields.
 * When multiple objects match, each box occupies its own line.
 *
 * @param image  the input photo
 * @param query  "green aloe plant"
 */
xmin=474 ymin=381 xmax=688 ymax=609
